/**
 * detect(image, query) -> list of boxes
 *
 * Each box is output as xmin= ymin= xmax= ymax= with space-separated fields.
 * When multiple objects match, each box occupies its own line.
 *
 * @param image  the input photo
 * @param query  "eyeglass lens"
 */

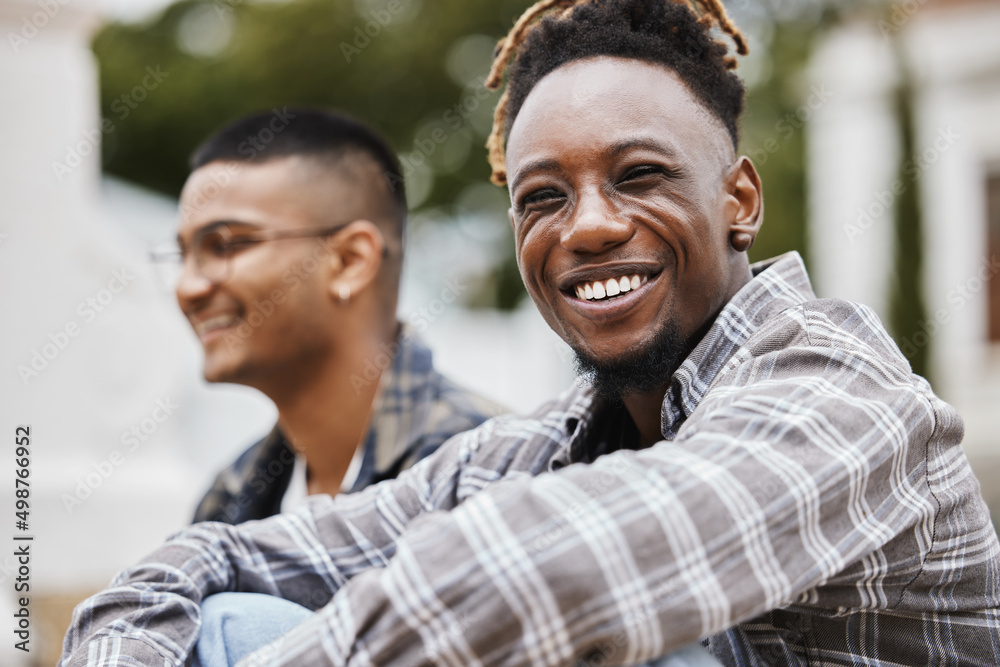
xmin=192 ymin=224 xmax=234 ymax=284
xmin=150 ymin=224 xmax=235 ymax=291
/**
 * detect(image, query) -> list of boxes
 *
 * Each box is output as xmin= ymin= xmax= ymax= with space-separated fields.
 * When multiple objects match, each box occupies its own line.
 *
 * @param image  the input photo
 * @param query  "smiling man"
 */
xmin=63 ymin=2 xmax=1000 ymax=666
xmin=502 ymin=54 xmax=760 ymax=446
xmin=160 ymin=109 xmax=502 ymax=522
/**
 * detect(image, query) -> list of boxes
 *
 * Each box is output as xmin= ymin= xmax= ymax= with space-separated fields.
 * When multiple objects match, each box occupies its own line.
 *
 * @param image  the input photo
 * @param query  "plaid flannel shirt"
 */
xmin=62 ymin=253 xmax=1000 ymax=666
xmin=192 ymin=327 xmax=505 ymax=524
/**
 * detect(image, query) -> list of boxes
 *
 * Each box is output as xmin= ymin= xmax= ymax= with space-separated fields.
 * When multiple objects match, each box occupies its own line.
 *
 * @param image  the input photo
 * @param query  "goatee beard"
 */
xmin=572 ymin=322 xmax=688 ymax=402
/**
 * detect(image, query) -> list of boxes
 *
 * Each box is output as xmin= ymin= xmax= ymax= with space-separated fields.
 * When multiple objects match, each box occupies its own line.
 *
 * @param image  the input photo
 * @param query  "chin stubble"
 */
xmin=572 ymin=322 xmax=688 ymax=402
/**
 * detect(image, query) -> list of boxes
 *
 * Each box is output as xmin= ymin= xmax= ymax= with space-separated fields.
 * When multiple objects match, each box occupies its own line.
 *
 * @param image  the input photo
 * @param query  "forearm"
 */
xmin=238 ymin=453 xmax=753 ymax=666
xmin=60 ymin=432 xmax=475 ymax=666
xmin=61 ymin=524 xmax=244 ymax=666
xmin=61 ymin=503 xmax=378 ymax=665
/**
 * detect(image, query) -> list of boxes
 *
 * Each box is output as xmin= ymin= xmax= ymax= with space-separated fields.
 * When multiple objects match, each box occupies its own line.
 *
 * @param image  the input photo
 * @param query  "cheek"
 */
xmin=267 ymin=280 xmax=325 ymax=331
xmin=674 ymin=258 xmax=731 ymax=337
xmin=514 ymin=230 xmax=540 ymax=291
xmin=231 ymin=272 xmax=312 ymax=338
xmin=243 ymin=289 xmax=331 ymax=364
xmin=516 ymin=221 xmax=558 ymax=286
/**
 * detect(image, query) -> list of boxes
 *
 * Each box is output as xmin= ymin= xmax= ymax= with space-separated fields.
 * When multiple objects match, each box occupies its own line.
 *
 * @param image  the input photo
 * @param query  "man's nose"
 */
xmin=559 ymin=190 xmax=633 ymax=254
xmin=175 ymin=255 xmax=214 ymax=308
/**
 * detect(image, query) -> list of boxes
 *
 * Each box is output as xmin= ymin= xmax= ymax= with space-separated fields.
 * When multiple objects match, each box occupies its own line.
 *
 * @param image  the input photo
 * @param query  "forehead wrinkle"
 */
xmin=507 ymin=56 xmax=737 ymax=178
xmin=608 ymin=137 xmax=680 ymax=161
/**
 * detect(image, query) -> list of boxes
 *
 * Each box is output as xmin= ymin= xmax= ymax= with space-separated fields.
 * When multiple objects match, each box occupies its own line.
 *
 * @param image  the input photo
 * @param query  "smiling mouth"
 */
xmin=193 ymin=313 xmax=240 ymax=338
xmin=571 ymin=273 xmax=653 ymax=301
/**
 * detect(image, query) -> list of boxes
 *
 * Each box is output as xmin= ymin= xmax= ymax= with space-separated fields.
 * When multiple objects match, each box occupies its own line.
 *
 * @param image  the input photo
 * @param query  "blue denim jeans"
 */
xmin=193 ymin=592 xmax=721 ymax=666
xmin=193 ymin=593 xmax=313 ymax=667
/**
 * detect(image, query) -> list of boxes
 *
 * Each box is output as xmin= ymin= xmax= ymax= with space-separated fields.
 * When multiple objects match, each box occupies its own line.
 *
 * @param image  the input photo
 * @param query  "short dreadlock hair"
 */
xmin=486 ymin=0 xmax=749 ymax=185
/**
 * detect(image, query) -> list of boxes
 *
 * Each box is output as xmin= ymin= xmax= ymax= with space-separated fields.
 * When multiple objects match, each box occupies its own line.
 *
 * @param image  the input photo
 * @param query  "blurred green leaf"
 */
xmin=94 ymin=0 xmax=833 ymax=310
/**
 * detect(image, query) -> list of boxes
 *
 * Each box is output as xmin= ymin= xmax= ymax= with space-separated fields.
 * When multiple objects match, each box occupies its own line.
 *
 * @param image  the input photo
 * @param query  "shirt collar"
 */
xmin=360 ymin=323 xmax=443 ymax=481
xmin=660 ymin=251 xmax=816 ymax=438
xmin=551 ymin=251 xmax=817 ymax=468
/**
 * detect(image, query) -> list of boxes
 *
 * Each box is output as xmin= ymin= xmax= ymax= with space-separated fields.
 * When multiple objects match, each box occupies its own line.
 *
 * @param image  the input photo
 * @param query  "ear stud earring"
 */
xmin=730 ymin=232 xmax=754 ymax=253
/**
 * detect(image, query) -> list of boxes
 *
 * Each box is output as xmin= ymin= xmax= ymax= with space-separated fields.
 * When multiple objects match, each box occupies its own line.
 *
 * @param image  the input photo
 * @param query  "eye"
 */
xmin=225 ymin=236 xmax=259 ymax=252
xmin=199 ymin=230 xmax=235 ymax=257
xmin=520 ymin=187 xmax=564 ymax=209
xmin=620 ymin=165 xmax=665 ymax=182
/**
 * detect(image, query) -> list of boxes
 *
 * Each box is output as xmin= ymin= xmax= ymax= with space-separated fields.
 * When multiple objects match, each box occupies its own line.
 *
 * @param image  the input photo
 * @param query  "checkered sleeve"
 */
xmin=236 ymin=305 xmax=957 ymax=666
xmin=57 ymin=425 xmax=487 ymax=667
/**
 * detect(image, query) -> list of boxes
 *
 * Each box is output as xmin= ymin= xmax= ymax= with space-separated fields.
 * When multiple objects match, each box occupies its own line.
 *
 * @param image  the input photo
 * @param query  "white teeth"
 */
xmin=196 ymin=314 xmax=238 ymax=335
xmin=574 ymin=274 xmax=650 ymax=301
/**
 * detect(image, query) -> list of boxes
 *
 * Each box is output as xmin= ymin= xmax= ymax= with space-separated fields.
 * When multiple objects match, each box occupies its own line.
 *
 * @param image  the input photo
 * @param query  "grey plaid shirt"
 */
xmin=62 ymin=253 xmax=1000 ymax=666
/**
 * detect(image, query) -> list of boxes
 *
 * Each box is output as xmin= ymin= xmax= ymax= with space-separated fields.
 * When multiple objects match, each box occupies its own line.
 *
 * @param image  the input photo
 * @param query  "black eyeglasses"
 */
xmin=150 ymin=221 xmax=353 ymax=287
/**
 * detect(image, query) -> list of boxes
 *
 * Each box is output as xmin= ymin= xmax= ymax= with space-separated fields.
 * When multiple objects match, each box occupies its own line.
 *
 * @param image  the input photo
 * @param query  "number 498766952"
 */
xmin=15 ymin=426 xmax=30 ymax=530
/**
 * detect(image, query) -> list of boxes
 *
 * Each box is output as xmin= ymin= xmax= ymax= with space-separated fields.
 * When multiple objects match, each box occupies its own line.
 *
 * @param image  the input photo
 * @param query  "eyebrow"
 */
xmin=509 ymin=159 xmax=566 ymax=192
xmin=176 ymin=220 xmax=260 ymax=247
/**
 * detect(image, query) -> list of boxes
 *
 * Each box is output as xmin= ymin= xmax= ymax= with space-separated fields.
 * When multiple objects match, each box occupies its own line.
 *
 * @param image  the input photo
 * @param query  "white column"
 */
xmin=0 ymin=0 xmax=238 ymax=633
xmin=904 ymin=2 xmax=1000 ymax=451
xmin=806 ymin=21 xmax=899 ymax=321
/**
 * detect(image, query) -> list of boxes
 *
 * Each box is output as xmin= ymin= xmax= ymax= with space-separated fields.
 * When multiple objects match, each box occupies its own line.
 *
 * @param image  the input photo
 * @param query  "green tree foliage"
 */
xmin=740 ymin=18 xmax=820 ymax=268
xmin=93 ymin=0 xmax=825 ymax=309
xmin=94 ymin=0 xmax=528 ymax=200
xmin=739 ymin=1 xmax=851 ymax=269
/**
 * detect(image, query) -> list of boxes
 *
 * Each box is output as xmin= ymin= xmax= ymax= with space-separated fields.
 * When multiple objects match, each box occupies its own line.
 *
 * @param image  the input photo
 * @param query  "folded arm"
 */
xmin=58 ymin=424 xmax=491 ymax=667
xmin=63 ymin=313 xmax=955 ymax=667
xmin=240 ymin=340 xmax=949 ymax=666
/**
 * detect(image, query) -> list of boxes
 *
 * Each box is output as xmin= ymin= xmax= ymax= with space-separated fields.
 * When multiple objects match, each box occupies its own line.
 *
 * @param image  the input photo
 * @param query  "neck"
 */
xmin=619 ymin=262 xmax=755 ymax=447
xmin=271 ymin=322 xmax=399 ymax=497
xmin=622 ymin=387 xmax=669 ymax=447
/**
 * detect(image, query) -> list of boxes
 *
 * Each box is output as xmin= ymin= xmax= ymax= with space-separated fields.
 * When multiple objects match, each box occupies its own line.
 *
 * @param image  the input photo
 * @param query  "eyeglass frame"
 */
xmin=149 ymin=220 xmax=362 ymax=286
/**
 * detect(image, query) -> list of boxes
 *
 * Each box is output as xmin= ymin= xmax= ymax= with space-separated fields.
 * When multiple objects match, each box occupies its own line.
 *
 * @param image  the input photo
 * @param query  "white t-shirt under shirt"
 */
xmin=279 ymin=441 xmax=365 ymax=514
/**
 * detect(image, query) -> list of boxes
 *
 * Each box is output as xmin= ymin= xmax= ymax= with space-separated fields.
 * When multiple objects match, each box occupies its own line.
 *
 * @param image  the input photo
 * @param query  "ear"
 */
xmin=724 ymin=156 xmax=764 ymax=252
xmin=324 ymin=220 xmax=386 ymax=303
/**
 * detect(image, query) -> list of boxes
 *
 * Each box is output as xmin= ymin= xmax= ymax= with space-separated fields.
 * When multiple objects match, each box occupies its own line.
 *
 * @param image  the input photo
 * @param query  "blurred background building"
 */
xmin=807 ymin=0 xmax=1000 ymax=526
xmin=0 ymin=0 xmax=997 ymax=663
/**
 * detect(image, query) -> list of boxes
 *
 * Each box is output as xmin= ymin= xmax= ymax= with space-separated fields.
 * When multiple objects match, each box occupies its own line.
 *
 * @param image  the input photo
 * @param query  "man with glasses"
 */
xmin=154 ymin=108 xmax=502 ymax=525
